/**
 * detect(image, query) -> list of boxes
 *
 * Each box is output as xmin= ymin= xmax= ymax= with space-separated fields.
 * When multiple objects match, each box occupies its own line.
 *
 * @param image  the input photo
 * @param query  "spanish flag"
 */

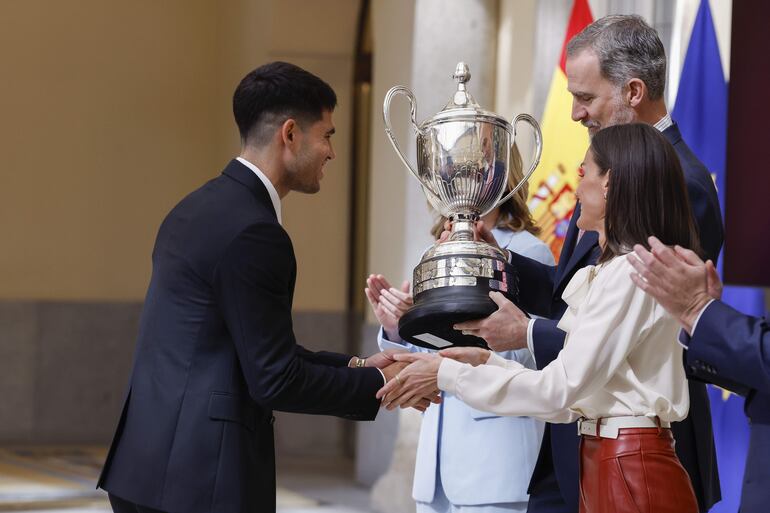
xmin=527 ymin=0 xmax=593 ymax=260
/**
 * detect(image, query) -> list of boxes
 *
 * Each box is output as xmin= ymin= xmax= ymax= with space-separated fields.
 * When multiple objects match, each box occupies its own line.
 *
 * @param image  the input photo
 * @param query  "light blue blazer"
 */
xmin=378 ymin=228 xmax=555 ymax=506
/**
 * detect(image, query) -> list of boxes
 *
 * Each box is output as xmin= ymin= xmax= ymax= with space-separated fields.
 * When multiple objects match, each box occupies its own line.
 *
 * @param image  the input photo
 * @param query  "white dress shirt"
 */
xmin=653 ymin=112 xmax=674 ymax=132
xmin=236 ymin=157 xmax=282 ymax=225
xmin=438 ymin=254 xmax=690 ymax=423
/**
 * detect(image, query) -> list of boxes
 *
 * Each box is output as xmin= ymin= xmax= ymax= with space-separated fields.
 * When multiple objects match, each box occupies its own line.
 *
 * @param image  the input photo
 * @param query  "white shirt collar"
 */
xmin=653 ymin=113 xmax=673 ymax=132
xmin=235 ymin=157 xmax=282 ymax=225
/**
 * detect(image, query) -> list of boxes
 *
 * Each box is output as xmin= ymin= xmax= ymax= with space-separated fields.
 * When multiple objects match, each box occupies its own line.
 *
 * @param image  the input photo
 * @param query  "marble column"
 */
xmin=368 ymin=1 xmax=499 ymax=511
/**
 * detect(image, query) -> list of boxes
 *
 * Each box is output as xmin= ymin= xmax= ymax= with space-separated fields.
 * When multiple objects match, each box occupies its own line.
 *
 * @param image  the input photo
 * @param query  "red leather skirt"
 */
xmin=579 ymin=428 xmax=698 ymax=513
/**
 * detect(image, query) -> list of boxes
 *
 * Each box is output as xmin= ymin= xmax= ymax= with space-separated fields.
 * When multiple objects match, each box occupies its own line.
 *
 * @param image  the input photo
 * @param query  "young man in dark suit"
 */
xmin=455 ymin=15 xmax=723 ymax=513
xmin=98 ymin=62 xmax=428 ymax=513
xmin=630 ymin=236 xmax=769 ymax=513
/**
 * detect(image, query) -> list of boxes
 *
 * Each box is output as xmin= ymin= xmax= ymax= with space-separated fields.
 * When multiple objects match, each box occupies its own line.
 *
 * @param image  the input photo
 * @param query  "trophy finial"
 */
xmin=453 ymin=62 xmax=471 ymax=84
xmin=451 ymin=62 xmax=474 ymax=107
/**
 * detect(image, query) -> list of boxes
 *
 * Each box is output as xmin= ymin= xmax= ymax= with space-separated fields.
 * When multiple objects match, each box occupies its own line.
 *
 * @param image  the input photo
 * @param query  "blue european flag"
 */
xmin=672 ymin=2 xmax=762 ymax=512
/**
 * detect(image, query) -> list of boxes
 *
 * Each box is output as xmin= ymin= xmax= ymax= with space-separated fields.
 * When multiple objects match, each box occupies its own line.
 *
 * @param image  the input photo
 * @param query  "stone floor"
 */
xmin=0 ymin=446 xmax=376 ymax=512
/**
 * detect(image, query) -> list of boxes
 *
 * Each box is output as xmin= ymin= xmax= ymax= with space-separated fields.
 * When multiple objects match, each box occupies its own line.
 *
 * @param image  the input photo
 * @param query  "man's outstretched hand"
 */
xmin=453 ymin=292 xmax=528 ymax=351
xmin=378 ymin=359 xmax=441 ymax=412
xmin=376 ymin=353 xmax=443 ymax=411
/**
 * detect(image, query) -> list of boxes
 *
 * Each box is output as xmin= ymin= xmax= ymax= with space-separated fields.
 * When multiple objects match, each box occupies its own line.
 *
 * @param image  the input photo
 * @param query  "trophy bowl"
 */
xmin=383 ymin=62 xmax=542 ymax=349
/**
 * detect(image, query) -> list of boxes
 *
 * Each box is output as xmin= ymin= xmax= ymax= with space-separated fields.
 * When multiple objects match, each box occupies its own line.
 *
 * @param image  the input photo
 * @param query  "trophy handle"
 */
xmin=383 ymin=86 xmax=441 ymax=200
xmin=493 ymin=113 xmax=543 ymax=209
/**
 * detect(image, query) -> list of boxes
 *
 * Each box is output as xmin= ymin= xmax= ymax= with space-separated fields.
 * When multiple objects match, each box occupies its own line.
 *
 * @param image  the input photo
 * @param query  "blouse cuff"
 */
xmin=437 ymin=357 xmax=464 ymax=394
xmin=486 ymin=351 xmax=509 ymax=368
xmin=526 ymin=319 xmax=537 ymax=366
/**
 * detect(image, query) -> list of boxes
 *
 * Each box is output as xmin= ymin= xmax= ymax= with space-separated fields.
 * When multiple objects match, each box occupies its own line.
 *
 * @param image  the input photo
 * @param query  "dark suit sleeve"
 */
xmin=686 ymin=300 xmax=770 ymax=394
xmin=509 ymin=251 xmax=558 ymax=318
xmin=213 ymin=222 xmax=381 ymax=420
xmin=295 ymin=346 xmax=351 ymax=367
xmin=685 ymin=172 xmax=724 ymax=264
xmin=530 ymin=318 xmax=567 ymax=370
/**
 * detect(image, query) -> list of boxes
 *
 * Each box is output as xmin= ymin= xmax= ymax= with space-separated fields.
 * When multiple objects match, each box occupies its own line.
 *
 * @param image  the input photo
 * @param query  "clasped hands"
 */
xmin=356 ymin=349 xmax=439 ymax=412
xmin=375 ymin=347 xmax=492 ymax=410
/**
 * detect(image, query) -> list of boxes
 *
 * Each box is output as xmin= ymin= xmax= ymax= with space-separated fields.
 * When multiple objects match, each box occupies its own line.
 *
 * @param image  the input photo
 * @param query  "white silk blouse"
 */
xmin=437 ymin=254 xmax=690 ymax=423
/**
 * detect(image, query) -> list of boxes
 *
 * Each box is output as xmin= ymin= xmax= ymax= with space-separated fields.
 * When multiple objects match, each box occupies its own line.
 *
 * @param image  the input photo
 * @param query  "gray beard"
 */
xmin=608 ymin=97 xmax=637 ymax=127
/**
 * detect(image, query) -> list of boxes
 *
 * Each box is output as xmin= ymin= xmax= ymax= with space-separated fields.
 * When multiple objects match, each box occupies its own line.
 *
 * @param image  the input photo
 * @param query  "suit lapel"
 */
xmin=222 ymin=159 xmax=279 ymax=222
xmin=553 ymin=203 xmax=600 ymax=294
xmin=662 ymin=122 xmax=683 ymax=146
xmin=557 ymin=230 xmax=599 ymax=291
xmin=554 ymin=204 xmax=581 ymax=287
xmin=222 ymin=159 xmax=292 ymax=293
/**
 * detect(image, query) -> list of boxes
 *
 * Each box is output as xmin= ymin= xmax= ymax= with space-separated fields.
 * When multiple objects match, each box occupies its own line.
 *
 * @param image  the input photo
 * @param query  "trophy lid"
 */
xmin=422 ymin=62 xmax=511 ymax=131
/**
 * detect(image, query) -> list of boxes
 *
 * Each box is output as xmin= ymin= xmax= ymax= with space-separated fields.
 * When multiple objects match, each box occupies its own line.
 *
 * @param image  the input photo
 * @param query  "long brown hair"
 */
xmin=590 ymin=123 xmax=701 ymax=264
xmin=430 ymin=143 xmax=540 ymax=239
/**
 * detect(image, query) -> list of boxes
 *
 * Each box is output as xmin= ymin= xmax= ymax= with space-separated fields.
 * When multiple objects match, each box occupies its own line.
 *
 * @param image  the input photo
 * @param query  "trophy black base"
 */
xmin=398 ymin=285 xmax=519 ymax=350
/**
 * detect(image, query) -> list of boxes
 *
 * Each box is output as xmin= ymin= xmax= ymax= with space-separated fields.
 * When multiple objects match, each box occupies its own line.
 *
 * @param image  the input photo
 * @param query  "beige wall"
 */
xmin=495 ymin=1 xmax=537 ymax=119
xmin=0 ymin=0 xmax=360 ymax=311
xmin=365 ymin=0 xmax=416 ymax=319
xmin=0 ymin=1 xmax=220 ymax=300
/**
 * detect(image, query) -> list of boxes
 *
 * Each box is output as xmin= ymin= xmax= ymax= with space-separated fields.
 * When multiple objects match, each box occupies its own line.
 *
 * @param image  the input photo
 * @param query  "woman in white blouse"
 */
xmin=377 ymin=124 xmax=701 ymax=513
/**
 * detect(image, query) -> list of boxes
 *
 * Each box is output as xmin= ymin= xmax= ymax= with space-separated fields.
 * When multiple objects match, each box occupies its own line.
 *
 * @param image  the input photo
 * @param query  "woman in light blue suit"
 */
xmin=366 ymin=157 xmax=555 ymax=513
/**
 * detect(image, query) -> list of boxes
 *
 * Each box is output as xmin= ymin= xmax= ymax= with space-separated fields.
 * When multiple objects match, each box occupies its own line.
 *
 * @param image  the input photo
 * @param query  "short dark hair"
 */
xmin=566 ymin=15 xmax=666 ymax=100
xmin=590 ymin=123 xmax=701 ymax=263
xmin=232 ymin=61 xmax=337 ymax=145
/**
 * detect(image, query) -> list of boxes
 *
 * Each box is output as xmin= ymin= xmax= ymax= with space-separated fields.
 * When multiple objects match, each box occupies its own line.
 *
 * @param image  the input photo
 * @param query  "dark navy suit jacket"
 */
xmin=511 ymin=123 xmax=723 ymax=513
xmin=683 ymin=300 xmax=770 ymax=513
xmin=98 ymin=160 xmax=382 ymax=513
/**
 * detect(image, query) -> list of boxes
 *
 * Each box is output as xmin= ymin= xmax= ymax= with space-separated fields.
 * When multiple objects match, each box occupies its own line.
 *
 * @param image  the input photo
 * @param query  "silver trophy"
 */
xmin=383 ymin=62 xmax=543 ymax=349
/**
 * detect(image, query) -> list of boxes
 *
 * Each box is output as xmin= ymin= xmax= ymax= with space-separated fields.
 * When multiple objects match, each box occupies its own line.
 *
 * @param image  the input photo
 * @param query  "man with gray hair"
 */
xmin=566 ymin=14 xmax=668 ymax=135
xmin=454 ymin=14 xmax=723 ymax=513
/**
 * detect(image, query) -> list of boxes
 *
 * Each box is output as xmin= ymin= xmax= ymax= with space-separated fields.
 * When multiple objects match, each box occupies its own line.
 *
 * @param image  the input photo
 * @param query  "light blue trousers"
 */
xmin=415 ymin=470 xmax=528 ymax=513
